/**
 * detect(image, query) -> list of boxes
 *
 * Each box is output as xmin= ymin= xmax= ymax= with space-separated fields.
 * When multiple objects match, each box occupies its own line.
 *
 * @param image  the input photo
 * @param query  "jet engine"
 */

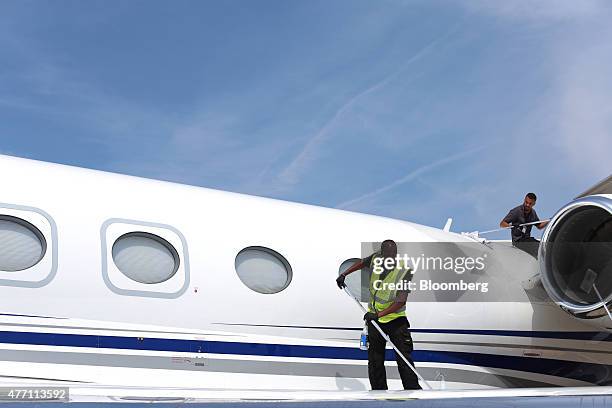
xmin=539 ymin=194 xmax=612 ymax=330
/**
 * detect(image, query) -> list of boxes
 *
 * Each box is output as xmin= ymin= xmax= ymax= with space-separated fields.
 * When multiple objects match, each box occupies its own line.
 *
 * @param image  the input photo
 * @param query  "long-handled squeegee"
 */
xmin=343 ymin=286 xmax=433 ymax=390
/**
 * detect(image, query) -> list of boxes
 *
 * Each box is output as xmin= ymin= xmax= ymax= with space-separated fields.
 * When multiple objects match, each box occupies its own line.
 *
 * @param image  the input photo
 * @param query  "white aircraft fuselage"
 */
xmin=0 ymin=154 xmax=611 ymax=391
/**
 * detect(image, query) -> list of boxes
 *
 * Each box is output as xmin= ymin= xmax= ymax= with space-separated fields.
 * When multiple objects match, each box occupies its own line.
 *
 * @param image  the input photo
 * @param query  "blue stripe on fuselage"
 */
xmin=0 ymin=330 xmax=608 ymax=384
xmin=217 ymin=323 xmax=612 ymax=342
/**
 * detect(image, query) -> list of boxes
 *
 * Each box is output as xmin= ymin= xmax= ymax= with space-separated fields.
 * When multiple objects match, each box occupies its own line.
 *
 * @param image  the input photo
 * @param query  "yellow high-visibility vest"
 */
xmin=368 ymin=253 xmax=411 ymax=323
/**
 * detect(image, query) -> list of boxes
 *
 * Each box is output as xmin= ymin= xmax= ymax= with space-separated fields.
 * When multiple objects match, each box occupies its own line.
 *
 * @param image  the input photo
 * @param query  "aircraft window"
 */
xmin=339 ymin=258 xmax=369 ymax=302
xmin=0 ymin=215 xmax=47 ymax=272
xmin=112 ymin=232 xmax=180 ymax=284
xmin=235 ymin=246 xmax=292 ymax=294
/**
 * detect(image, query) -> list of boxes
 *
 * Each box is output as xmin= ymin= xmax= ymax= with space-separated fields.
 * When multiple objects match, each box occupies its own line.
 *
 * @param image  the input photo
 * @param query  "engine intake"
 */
xmin=540 ymin=195 xmax=612 ymax=323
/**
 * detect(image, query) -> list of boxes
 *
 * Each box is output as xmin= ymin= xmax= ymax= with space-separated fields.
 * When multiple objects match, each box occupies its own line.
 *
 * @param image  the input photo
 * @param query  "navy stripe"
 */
xmin=410 ymin=328 xmax=612 ymax=342
xmin=204 ymin=341 xmax=612 ymax=384
xmin=414 ymin=350 xmax=609 ymax=384
xmin=0 ymin=331 xmax=202 ymax=353
xmin=218 ymin=323 xmax=612 ymax=342
xmin=0 ymin=330 xmax=609 ymax=384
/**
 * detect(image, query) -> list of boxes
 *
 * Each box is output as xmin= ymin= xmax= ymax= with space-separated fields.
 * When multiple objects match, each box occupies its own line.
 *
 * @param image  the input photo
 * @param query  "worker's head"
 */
xmin=380 ymin=239 xmax=397 ymax=259
xmin=523 ymin=193 xmax=537 ymax=213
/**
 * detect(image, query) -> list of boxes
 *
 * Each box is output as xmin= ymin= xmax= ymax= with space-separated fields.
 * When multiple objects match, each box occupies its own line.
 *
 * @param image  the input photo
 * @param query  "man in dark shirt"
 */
xmin=500 ymin=192 xmax=549 ymax=257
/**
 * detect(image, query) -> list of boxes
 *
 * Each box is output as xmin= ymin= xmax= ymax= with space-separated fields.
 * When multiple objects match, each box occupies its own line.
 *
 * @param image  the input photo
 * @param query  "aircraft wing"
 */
xmin=3 ymin=382 xmax=611 ymax=405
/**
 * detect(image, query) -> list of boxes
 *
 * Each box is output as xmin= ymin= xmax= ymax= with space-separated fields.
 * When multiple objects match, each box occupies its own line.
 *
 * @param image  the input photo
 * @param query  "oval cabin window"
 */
xmin=112 ymin=232 xmax=180 ymax=284
xmin=0 ymin=215 xmax=47 ymax=272
xmin=235 ymin=246 xmax=292 ymax=294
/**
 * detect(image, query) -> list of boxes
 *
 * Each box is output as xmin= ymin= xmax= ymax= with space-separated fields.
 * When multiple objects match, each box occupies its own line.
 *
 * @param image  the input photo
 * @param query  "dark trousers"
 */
xmin=513 ymin=236 xmax=540 ymax=258
xmin=367 ymin=316 xmax=421 ymax=390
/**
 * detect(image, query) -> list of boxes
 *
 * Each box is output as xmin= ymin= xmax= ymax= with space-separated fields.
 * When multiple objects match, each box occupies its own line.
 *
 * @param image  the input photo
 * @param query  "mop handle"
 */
xmin=478 ymin=219 xmax=550 ymax=235
xmin=343 ymin=287 xmax=433 ymax=390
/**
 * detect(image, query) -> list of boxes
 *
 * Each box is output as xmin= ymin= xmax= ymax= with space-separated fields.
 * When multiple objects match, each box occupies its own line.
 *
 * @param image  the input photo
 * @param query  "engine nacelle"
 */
xmin=540 ymin=194 xmax=612 ymax=330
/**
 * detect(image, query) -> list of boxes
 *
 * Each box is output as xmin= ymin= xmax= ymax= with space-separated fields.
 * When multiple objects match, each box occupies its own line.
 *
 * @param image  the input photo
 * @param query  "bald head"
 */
xmin=381 ymin=239 xmax=397 ymax=259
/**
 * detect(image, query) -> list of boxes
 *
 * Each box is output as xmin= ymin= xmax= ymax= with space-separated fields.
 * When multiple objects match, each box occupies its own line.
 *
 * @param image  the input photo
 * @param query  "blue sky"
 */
xmin=1 ymin=0 xmax=611 ymax=239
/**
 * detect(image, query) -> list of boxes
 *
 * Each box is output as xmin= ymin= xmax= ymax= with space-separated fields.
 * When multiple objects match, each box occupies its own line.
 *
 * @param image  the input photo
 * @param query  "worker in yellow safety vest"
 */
xmin=336 ymin=239 xmax=421 ymax=390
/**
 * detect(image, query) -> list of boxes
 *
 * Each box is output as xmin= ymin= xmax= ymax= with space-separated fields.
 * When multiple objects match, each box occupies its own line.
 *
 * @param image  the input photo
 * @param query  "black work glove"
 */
xmin=363 ymin=312 xmax=378 ymax=322
xmin=336 ymin=274 xmax=346 ymax=289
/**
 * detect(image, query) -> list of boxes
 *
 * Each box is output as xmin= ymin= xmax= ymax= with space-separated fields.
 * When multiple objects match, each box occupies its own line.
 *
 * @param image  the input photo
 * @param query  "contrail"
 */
xmin=278 ymin=23 xmax=463 ymax=186
xmin=335 ymin=146 xmax=485 ymax=210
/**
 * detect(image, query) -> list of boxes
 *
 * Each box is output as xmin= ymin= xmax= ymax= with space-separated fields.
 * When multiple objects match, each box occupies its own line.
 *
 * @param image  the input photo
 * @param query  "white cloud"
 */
xmin=492 ymin=14 xmax=612 ymax=184
xmin=462 ymin=0 xmax=608 ymax=21
xmin=444 ymin=0 xmax=612 ymax=232
xmin=554 ymin=38 xmax=612 ymax=178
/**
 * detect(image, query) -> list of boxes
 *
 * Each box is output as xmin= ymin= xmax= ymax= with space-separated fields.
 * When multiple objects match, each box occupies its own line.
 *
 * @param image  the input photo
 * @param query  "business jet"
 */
xmin=0 ymin=154 xmax=610 ymax=403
